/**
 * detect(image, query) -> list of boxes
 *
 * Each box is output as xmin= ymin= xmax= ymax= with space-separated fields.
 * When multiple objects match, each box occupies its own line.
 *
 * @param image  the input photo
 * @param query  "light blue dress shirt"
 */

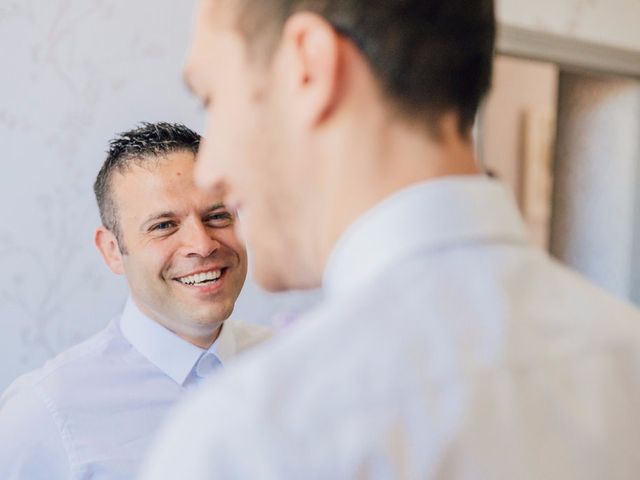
xmin=0 ymin=298 xmax=271 ymax=480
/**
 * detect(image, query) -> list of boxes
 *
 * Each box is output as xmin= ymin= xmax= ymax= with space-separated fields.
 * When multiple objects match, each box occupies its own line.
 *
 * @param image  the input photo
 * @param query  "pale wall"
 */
xmin=551 ymin=74 xmax=640 ymax=299
xmin=498 ymin=0 xmax=640 ymax=52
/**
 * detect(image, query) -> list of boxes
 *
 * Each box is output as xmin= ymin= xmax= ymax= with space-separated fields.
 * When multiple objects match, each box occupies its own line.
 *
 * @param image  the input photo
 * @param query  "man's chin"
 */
xmin=189 ymin=306 xmax=232 ymax=326
xmin=170 ymin=297 xmax=230 ymax=325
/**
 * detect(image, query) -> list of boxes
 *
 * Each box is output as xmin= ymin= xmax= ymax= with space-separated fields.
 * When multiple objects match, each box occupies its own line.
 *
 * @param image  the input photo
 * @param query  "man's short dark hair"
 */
xmin=94 ymin=122 xmax=201 ymax=252
xmin=234 ymin=0 xmax=495 ymax=135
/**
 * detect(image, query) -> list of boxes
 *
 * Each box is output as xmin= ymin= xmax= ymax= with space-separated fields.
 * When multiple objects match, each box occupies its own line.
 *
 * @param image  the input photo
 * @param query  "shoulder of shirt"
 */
xmin=2 ymin=321 xmax=123 ymax=398
xmin=223 ymin=318 xmax=274 ymax=353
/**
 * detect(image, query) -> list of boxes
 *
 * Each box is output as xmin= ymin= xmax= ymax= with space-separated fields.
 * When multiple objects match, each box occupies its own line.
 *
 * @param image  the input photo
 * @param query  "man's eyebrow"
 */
xmin=204 ymin=203 xmax=227 ymax=213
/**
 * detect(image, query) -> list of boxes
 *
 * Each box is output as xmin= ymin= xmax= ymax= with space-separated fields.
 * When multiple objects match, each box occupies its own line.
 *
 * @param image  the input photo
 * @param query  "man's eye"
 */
xmin=151 ymin=221 xmax=176 ymax=231
xmin=206 ymin=213 xmax=233 ymax=227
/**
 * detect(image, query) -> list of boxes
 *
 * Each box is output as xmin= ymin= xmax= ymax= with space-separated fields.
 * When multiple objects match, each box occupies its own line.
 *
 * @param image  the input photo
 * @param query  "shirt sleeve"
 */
xmin=0 ymin=381 xmax=71 ymax=480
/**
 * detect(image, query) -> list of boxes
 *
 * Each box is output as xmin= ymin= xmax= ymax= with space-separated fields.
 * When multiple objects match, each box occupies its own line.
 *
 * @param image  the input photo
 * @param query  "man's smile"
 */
xmin=175 ymin=268 xmax=223 ymax=286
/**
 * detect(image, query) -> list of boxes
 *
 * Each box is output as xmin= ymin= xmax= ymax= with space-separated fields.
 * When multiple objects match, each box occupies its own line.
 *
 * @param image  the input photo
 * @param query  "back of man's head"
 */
xmin=234 ymin=0 xmax=495 ymax=134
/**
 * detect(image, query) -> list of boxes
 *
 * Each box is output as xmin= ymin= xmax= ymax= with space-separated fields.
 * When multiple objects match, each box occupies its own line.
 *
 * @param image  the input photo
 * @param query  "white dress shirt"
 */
xmin=0 ymin=298 xmax=271 ymax=480
xmin=139 ymin=176 xmax=640 ymax=480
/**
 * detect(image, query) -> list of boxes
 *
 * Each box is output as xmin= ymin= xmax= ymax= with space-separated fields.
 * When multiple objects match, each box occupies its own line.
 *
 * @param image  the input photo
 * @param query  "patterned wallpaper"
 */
xmin=0 ymin=0 xmax=318 ymax=391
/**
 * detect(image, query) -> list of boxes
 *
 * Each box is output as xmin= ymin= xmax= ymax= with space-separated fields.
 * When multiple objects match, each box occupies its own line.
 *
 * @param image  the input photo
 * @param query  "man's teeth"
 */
xmin=177 ymin=270 xmax=222 ymax=286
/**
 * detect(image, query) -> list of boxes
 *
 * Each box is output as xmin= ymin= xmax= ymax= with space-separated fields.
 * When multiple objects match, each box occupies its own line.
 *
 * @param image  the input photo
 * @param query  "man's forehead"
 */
xmin=111 ymin=155 xmax=194 ymax=191
xmin=114 ymin=168 xmax=227 ymax=219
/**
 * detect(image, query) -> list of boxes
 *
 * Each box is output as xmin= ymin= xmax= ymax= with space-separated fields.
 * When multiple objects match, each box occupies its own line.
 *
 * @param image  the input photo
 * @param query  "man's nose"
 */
xmin=182 ymin=219 xmax=220 ymax=258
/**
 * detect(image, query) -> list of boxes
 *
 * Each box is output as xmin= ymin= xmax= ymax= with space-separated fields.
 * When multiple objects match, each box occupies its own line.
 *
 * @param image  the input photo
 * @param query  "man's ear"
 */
xmin=95 ymin=226 xmax=125 ymax=275
xmin=279 ymin=11 xmax=342 ymax=126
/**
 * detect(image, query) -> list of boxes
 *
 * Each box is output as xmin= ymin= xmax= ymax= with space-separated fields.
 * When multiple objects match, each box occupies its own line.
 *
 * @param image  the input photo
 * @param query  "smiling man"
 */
xmin=139 ymin=1 xmax=640 ymax=479
xmin=0 ymin=122 xmax=271 ymax=480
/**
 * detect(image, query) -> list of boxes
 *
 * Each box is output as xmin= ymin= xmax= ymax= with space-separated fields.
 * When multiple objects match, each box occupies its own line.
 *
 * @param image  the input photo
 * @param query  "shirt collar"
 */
xmin=323 ymin=175 xmax=529 ymax=299
xmin=119 ymin=298 xmax=234 ymax=385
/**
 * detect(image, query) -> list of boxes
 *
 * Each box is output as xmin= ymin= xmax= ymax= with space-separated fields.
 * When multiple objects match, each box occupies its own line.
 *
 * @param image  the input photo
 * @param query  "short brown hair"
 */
xmin=233 ymin=0 xmax=495 ymax=135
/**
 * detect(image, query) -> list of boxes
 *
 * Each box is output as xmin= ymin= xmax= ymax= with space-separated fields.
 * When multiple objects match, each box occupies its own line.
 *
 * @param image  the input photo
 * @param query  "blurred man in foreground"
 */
xmin=141 ymin=2 xmax=640 ymax=479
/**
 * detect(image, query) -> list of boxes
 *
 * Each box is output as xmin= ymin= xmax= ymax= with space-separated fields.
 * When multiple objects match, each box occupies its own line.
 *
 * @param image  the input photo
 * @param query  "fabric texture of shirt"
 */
xmin=139 ymin=176 xmax=640 ymax=480
xmin=0 ymin=298 xmax=272 ymax=480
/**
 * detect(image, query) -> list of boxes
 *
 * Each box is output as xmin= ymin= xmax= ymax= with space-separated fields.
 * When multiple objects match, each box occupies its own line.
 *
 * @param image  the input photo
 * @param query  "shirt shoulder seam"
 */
xmin=28 ymin=383 xmax=79 ymax=474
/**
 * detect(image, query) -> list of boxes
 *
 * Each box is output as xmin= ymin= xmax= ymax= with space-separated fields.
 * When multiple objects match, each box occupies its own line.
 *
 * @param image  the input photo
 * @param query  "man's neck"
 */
xmin=313 ymin=111 xmax=481 ymax=282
